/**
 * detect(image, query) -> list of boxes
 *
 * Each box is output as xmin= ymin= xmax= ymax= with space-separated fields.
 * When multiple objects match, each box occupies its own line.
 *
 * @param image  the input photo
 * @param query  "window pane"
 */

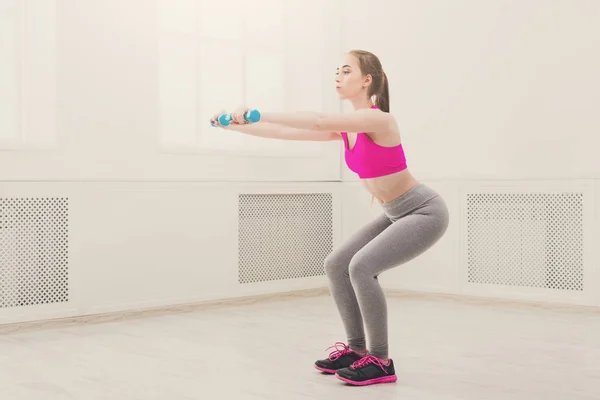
xmin=197 ymin=41 xmax=244 ymax=148
xmin=283 ymin=0 xmax=328 ymax=49
xmin=20 ymin=0 xmax=57 ymax=146
xmin=285 ymin=48 xmax=325 ymax=112
xmin=243 ymin=0 xmax=283 ymax=49
xmin=198 ymin=0 xmax=242 ymax=41
xmin=245 ymin=49 xmax=285 ymax=112
xmin=239 ymin=49 xmax=286 ymax=150
xmin=0 ymin=0 xmax=16 ymax=12
xmin=157 ymin=0 xmax=197 ymax=35
xmin=158 ymin=35 xmax=197 ymax=146
xmin=0 ymin=14 xmax=19 ymax=141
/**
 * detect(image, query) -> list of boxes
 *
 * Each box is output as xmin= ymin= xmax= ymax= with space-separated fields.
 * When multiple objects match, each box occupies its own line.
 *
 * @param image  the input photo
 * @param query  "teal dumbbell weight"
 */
xmin=211 ymin=109 xmax=261 ymax=127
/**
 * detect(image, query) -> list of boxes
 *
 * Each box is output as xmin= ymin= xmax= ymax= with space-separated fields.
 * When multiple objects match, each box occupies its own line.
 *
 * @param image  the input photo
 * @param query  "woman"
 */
xmin=212 ymin=49 xmax=449 ymax=386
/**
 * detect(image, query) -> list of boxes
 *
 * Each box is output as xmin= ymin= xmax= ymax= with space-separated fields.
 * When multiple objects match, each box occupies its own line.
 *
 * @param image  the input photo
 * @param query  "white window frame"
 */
xmin=157 ymin=0 xmax=335 ymax=159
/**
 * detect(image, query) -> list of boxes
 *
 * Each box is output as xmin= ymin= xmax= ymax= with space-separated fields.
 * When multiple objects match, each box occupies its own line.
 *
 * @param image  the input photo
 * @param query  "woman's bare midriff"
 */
xmin=361 ymin=169 xmax=420 ymax=204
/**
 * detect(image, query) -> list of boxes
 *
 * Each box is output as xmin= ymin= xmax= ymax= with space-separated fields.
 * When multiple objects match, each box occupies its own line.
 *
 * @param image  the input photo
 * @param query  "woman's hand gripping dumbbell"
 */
xmin=210 ymin=107 xmax=261 ymax=127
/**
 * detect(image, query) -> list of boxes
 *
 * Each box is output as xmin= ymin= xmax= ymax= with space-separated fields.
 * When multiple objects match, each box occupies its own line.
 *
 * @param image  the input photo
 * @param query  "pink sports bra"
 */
xmin=340 ymin=106 xmax=407 ymax=179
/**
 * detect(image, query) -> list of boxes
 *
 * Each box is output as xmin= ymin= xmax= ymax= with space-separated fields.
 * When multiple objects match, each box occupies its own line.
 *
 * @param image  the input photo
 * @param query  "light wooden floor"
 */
xmin=1 ymin=293 xmax=599 ymax=399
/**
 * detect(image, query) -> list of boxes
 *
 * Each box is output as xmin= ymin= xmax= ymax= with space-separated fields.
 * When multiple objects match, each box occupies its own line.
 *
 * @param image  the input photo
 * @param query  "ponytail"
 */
xmin=375 ymin=72 xmax=390 ymax=113
xmin=347 ymin=49 xmax=389 ymax=112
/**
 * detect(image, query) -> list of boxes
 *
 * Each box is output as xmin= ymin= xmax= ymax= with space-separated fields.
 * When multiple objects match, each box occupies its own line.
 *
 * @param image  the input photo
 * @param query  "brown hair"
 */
xmin=348 ymin=50 xmax=389 ymax=112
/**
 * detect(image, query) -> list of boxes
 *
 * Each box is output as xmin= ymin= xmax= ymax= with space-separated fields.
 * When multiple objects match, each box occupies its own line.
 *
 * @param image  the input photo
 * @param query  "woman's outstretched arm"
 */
xmin=223 ymin=122 xmax=340 ymax=142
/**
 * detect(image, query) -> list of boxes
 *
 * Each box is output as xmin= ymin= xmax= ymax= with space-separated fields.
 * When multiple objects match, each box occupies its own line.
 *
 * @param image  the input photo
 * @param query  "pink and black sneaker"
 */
xmin=335 ymin=355 xmax=397 ymax=386
xmin=314 ymin=342 xmax=364 ymax=374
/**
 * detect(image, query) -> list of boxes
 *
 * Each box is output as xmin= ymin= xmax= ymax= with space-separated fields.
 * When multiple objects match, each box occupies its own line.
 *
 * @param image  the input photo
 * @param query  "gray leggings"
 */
xmin=324 ymin=183 xmax=449 ymax=359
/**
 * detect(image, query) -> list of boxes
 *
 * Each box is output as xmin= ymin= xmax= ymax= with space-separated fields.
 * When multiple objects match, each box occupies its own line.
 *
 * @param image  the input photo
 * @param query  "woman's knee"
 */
xmin=348 ymin=254 xmax=374 ymax=283
xmin=323 ymin=250 xmax=349 ymax=279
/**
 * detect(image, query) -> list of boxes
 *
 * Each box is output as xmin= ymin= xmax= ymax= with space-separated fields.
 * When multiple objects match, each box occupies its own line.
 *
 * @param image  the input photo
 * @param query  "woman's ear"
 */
xmin=363 ymin=74 xmax=373 ymax=88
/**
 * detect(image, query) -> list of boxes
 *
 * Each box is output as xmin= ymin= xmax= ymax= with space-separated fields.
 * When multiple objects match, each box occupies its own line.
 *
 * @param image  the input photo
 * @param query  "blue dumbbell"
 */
xmin=211 ymin=109 xmax=261 ymax=127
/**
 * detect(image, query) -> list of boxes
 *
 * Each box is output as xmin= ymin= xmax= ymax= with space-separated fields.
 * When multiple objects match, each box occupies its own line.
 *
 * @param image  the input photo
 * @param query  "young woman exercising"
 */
xmin=211 ymin=49 xmax=449 ymax=386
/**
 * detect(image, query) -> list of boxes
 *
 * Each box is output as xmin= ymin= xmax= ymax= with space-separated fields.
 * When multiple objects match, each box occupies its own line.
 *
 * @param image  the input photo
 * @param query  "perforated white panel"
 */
xmin=467 ymin=193 xmax=584 ymax=291
xmin=0 ymin=198 xmax=69 ymax=308
xmin=238 ymin=193 xmax=333 ymax=284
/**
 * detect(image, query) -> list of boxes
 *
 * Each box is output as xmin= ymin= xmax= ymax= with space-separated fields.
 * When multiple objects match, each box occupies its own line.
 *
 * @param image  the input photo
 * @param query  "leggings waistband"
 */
xmin=381 ymin=183 xmax=441 ymax=220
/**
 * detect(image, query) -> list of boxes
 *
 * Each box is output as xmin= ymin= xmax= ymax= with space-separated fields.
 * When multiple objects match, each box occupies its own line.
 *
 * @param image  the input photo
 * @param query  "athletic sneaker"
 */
xmin=314 ymin=342 xmax=364 ymax=374
xmin=335 ymin=355 xmax=397 ymax=386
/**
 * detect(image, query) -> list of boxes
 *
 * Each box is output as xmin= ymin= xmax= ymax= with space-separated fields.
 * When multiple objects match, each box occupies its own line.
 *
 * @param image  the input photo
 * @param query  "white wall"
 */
xmin=341 ymin=0 xmax=600 ymax=306
xmin=2 ymin=0 xmax=600 ymax=326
